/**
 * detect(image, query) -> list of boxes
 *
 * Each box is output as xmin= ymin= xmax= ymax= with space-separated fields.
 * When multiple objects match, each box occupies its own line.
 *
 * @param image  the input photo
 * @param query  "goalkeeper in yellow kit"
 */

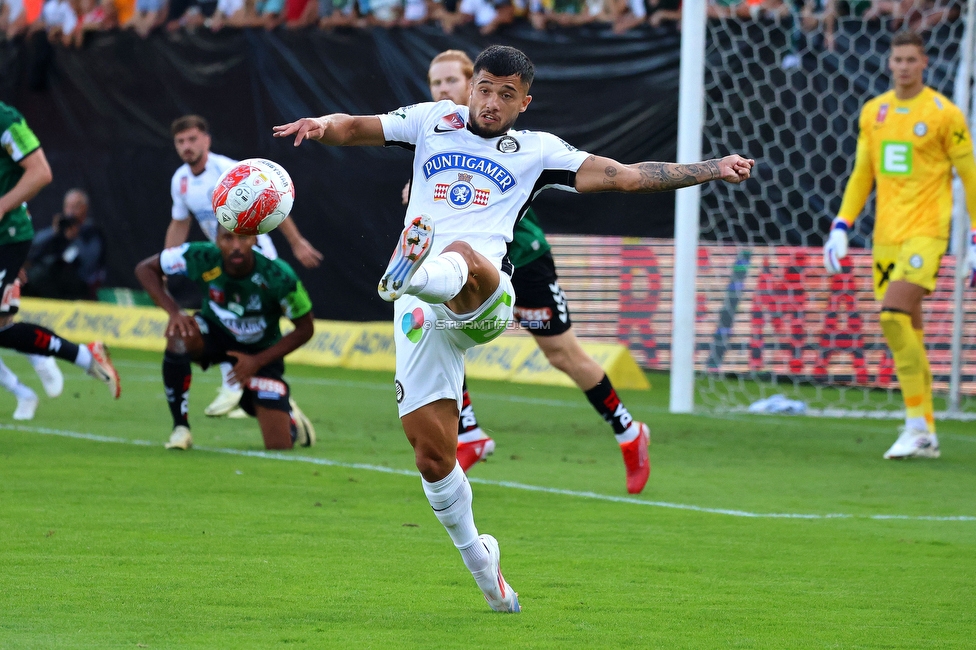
xmin=826 ymin=31 xmax=976 ymax=459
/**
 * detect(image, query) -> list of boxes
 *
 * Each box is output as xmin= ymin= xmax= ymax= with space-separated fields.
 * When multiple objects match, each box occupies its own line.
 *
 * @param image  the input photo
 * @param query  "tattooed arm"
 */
xmin=574 ymin=154 xmax=755 ymax=194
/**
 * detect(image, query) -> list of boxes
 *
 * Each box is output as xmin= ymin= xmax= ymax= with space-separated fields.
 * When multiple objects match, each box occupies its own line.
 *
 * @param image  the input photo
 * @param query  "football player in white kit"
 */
xmin=274 ymin=45 xmax=754 ymax=612
xmin=167 ymin=115 xmax=323 ymax=418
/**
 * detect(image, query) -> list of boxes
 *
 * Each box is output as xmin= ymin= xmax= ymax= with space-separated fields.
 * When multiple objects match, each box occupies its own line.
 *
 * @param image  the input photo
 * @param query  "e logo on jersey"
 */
xmin=422 ymin=152 xmax=516 ymax=193
xmin=881 ymin=141 xmax=913 ymax=175
xmin=434 ymin=173 xmax=490 ymax=209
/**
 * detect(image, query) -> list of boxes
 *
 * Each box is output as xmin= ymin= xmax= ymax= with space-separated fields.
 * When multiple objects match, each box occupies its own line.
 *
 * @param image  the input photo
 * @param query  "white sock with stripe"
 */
xmin=422 ymin=461 xmax=489 ymax=573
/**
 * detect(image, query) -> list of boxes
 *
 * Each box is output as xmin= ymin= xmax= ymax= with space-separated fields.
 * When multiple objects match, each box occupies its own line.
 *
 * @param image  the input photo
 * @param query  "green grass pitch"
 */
xmin=0 ymin=348 xmax=973 ymax=648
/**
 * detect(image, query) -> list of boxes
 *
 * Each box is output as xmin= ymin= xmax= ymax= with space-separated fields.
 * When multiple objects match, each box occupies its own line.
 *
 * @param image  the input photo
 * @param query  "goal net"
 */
xmin=695 ymin=11 xmax=976 ymax=417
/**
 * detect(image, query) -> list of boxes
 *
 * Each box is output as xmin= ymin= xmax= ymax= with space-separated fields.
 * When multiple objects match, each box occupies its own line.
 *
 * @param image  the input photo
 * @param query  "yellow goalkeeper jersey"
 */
xmin=837 ymin=86 xmax=976 ymax=245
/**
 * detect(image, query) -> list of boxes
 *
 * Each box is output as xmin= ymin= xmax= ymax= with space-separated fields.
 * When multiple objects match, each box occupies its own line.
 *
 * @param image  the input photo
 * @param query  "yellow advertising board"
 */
xmin=17 ymin=297 xmax=649 ymax=391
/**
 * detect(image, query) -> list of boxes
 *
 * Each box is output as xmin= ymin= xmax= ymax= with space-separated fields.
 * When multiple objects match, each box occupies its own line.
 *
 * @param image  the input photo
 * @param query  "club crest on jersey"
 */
xmin=914 ymin=122 xmax=927 ymax=137
xmin=497 ymin=136 xmax=520 ymax=153
xmin=877 ymin=104 xmax=889 ymax=123
xmin=247 ymin=294 xmax=261 ymax=311
xmin=180 ymin=176 xmax=188 ymax=194
xmin=434 ymin=112 xmax=465 ymax=133
xmin=209 ymin=285 xmax=224 ymax=303
xmin=434 ymin=173 xmax=490 ymax=209
xmin=422 ymin=152 xmax=516 ymax=193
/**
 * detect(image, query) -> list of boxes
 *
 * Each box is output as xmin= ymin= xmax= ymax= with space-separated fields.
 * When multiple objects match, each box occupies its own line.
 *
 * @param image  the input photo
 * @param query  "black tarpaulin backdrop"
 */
xmin=2 ymin=26 xmax=681 ymax=320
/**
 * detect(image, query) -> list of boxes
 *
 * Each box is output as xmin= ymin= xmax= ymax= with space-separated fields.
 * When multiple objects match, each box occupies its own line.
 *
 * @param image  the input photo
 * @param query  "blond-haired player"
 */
xmin=825 ymin=30 xmax=976 ymax=459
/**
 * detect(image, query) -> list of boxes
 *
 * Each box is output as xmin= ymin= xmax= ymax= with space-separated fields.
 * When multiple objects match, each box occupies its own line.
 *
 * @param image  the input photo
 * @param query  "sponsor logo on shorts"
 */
xmin=496 ymin=136 xmax=520 ymax=153
xmin=247 ymin=376 xmax=286 ymax=397
xmin=401 ymin=307 xmax=428 ymax=343
xmin=909 ymin=254 xmax=924 ymax=269
xmin=395 ymin=380 xmax=404 ymax=404
xmin=514 ymin=306 xmax=552 ymax=323
xmin=914 ymin=122 xmax=927 ymax=137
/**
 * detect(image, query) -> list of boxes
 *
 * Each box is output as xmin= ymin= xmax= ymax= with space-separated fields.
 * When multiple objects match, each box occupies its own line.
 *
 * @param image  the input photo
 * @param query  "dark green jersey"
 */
xmin=159 ymin=242 xmax=313 ymax=349
xmin=0 ymin=102 xmax=40 ymax=245
xmin=508 ymin=207 xmax=551 ymax=269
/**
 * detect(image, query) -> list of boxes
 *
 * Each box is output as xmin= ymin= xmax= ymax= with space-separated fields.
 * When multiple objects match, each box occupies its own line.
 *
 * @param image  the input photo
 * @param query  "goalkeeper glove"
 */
xmin=823 ymin=217 xmax=850 ymax=275
xmin=967 ymin=229 xmax=976 ymax=288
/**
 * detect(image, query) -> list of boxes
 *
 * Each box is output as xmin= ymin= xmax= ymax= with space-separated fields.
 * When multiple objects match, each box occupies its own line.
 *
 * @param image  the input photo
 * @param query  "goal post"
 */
xmin=670 ymin=0 xmax=708 ymax=414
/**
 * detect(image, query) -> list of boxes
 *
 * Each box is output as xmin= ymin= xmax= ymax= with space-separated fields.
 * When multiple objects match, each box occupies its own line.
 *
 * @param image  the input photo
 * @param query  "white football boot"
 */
xmin=204 ymin=385 xmax=244 ymax=417
xmin=12 ymin=388 xmax=39 ymax=421
xmin=473 ymin=534 xmax=520 ymax=613
xmin=165 ymin=425 xmax=193 ymax=450
xmin=883 ymin=427 xmax=940 ymax=459
xmin=30 ymin=355 xmax=63 ymax=398
xmin=226 ymin=407 xmax=249 ymax=419
xmin=289 ymin=398 xmax=316 ymax=447
xmin=377 ymin=214 xmax=434 ymax=302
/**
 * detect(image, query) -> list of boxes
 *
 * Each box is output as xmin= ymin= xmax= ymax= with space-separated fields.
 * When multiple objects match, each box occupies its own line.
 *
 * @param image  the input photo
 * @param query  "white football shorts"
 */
xmin=394 ymin=272 xmax=515 ymax=417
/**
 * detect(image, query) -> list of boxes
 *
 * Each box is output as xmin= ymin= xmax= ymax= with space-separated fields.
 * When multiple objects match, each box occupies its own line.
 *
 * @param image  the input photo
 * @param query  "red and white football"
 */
xmin=212 ymin=158 xmax=295 ymax=236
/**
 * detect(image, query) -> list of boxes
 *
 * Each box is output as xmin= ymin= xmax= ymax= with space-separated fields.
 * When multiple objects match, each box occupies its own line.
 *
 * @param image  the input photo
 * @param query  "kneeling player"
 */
xmin=135 ymin=228 xmax=316 ymax=451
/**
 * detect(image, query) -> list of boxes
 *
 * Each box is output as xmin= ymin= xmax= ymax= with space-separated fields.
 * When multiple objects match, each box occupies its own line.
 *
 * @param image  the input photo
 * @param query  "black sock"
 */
xmin=458 ymin=377 xmax=480 ymax=435
xmin=163 ymin=351 xmax=192 ymax=428
xmin=0 ymin=323 xmax=80 ymax=363
xmin=584 ymin=374 xmax=633 ymax=435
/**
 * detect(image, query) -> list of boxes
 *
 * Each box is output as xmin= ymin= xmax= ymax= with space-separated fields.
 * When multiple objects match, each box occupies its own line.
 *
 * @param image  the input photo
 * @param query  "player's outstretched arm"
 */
xmin=573 ymin=154 xmax=754 ymax=194
xmin=134 ymin=254 xmax=198 ymax=338
xmin=272 ymin=114 xmax=386 ymax=147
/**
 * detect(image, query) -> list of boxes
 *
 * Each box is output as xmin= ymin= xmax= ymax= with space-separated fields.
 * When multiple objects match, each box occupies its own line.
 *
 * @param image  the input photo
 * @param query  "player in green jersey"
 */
xmin=409 ymin=51 xmax=650 ymax=493
xmin=135 ymin=228 xmax=316 ymax=451
xmin=0 ymin=101 xmax=120 ymax=420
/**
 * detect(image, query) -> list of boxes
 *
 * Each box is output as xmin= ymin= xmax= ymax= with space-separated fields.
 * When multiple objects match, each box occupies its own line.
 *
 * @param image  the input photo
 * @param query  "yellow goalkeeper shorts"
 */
xmin=872 ymin=236 xmax=948 ymax=301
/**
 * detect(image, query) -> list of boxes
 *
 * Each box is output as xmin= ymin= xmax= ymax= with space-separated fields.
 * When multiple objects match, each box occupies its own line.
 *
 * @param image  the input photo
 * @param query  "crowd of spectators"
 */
xmin=0 ymin=0 xmax=961 ymax=49
xmin=2 ymin=0 xmax=686 ymax=41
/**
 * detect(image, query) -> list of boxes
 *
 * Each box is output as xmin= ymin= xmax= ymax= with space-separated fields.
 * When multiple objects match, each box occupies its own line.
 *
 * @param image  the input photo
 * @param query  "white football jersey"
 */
xmin=170 ymin=152 xmax=277 ymax=259
xmin=379 ymin=100 xmax=589 ymax=271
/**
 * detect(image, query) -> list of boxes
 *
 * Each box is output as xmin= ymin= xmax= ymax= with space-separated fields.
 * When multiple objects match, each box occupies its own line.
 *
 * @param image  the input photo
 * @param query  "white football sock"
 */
xmin=458 ymin=427 xmax=486 ymax=444
xmin=27 ymin=354 xmax=47 ymax=369
xmin=615 ymin=421 xmax=642 ymax=445
xmin=406 ymin=252 xmax=468 ymax=303
xmin=905 ymin=416 xmax=928 ymax=432
xmin=219 ymin=362 xmax=240 ymax=391
xmin=422 ymin=461 xmax=485 ymax=572
xmin=74 ymin=345 xmax=92 ymax=370
xmin=0 ymin=359 xmax=34 ymax=399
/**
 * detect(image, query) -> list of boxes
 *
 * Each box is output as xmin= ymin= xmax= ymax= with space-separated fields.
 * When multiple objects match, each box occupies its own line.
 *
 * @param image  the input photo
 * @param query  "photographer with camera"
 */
xmin=25 ymin=188 xmax=106 ymax=301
